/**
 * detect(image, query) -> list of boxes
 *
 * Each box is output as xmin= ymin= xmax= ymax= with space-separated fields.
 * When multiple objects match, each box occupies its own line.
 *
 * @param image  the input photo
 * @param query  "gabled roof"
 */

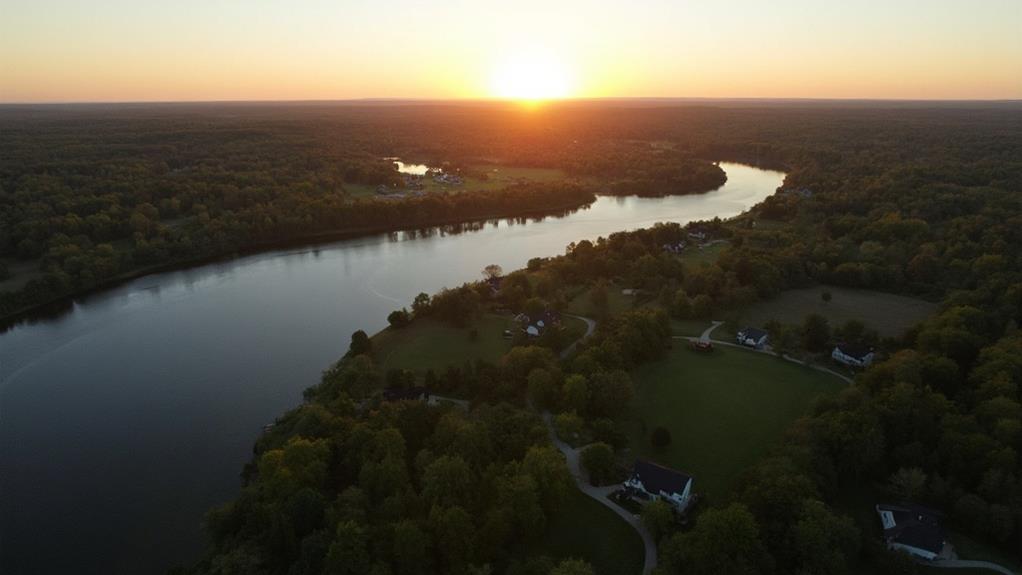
xmin=739 ymin=327 xmax=768 ymax=340
xmin=382 ymin=386 xmax=429 ymax=402
xmin=630 ymin=460 xmax=692 ymax=496
xmin=835 ymin=342 xmax=873 ymax=360
xmin=877 ymin=503 xmax=945 ymax=555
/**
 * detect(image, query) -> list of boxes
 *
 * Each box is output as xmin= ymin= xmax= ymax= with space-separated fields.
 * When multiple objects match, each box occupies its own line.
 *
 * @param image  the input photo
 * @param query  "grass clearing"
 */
xmin=677 ymin=240 xmax=729 ymax=266
xmin=527 ymin=488 xmax=644 ymax=575
xmin=624 ymin=345 xmax=846 ymax=502
xmin=565 ymin=284 xmax=639 ymax=318
xmin=345 ymin=165 xmax=571 ymax=200
xmin=737 ymin=285 xmax=937 ymax=337
xmin=373 ymin=314 xmax=514 ymax=372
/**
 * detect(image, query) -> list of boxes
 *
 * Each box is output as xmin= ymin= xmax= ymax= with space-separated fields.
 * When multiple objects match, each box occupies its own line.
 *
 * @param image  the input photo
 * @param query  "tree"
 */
xmin=821 ymin=290 xmax=832 ymax=303
xmin=412 ymin=292 xmax=431 ymax=315
xmin=661 ymin=503 xmax=773 ymax=575
xmin=555 ymin=411 xmax=585 ymax=442
xmin=691 ymin=294 xmax=714 ymax=319
xmin=392 ymin=520 xmax=431 ymax=575
xmin=562 ymin=375 xmax=589 ymax=413
xmin=790 ymin=499 xmax=859 ymax=575
xmin=802 ymin=314 xmax=831 ymax=352
xmin=422 ymin=455 xmax=475 ymax=508
xmin=887 ymin=467 xmax=927 ymax=501
xmin=580 ymin=442 xmax=615 ymax=486
xmin=430 ymin=505 xmax=476 ymax=572
xmin=482 ymin=264 xmax=503 ymax=279
xmin=651 ymin=426 xmax=672 ymax=449
xmin=324 ymin=521 xmax=370 ymax=575
xmin=347 ymin=330 xmax=372 ymax=358
xmin=387 ymin=308 xmax=411 ymax=328
xmin=549 ymin=559 xmax=594 ymax=575
xmin=641 ymin=499 xmax=674 ymax=541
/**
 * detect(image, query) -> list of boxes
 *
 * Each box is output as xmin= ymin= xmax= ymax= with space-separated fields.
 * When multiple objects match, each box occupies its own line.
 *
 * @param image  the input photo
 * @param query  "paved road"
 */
xmin=543 ymin=412 xmax=658 ymax=575
xmin=674 ymin=334 xmax=854 ymax=385
xmin=924 ymin=559 xmax=1017 ymax=575
xmin=561 ymin=314 xmax=597 ymax=359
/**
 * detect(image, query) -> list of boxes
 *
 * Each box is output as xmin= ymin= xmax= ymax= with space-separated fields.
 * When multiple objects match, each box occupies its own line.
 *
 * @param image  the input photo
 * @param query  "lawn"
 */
xmin=736 ymin=285 xmax=937 ymax=337
xmin=677 ymin=240 xmax=729 ymax=266
xmin=373 ymin=314 xmax=515 ymax=372
xmin=624 ymin=345 xmax=846 ymax=502
xmin=373 ymin=313 xmax=588 ymax=372
xmin=565 ymin=283 xmax=639 ymax=318
xmin=527 ymin=488 xmax=644 ymax=575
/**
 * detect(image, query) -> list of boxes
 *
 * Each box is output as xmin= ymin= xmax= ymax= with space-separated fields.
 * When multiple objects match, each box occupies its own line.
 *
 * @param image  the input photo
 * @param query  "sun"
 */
xmin=490 ymin=47 xmax=574 ymax=101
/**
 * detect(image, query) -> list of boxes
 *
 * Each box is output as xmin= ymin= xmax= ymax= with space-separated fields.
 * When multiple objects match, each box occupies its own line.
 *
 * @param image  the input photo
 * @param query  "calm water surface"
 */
xmin=0 ymin=163 xmax=783 ymax=574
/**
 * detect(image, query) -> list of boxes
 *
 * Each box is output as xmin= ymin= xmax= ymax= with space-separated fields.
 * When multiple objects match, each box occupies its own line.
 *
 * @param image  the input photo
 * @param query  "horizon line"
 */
xmin=2 ymin=96 xmax=1021 ymax=107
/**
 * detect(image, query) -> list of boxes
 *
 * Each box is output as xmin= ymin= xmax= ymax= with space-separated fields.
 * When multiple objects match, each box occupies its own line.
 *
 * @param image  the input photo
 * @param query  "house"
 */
xmin=687 ymin=230 xmax=707 ymax=242
xmin=621 ymin=288 xmax=639 ymax=296
xmin=624 ymin=460 xmax=695 ymax=512
xmin=662 ymin=241 xmax=686 ymax=254
xmin=736 ymin=327 xmax=769 ymax=349
xmin=876 ymin=503 xmax=951 ymax=561
xmin=832 ymin=343 xmax=875 ymax=367
xmin=519 ymin=310 xmax=561 ymax=337
xmin=382 ymin=386 xmax=430 ymax=403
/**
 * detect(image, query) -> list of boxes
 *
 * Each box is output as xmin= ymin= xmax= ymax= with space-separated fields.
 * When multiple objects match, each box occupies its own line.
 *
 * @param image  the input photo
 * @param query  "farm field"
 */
xmin=624 ymin=344 xmax=846 ymax=501
xmin=372 ymin=313 xmax=515 ymax=372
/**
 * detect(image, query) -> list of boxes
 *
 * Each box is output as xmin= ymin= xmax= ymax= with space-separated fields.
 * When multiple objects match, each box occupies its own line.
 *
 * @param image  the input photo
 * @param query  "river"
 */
xmin=0 ymin=163 xmax=784 ymax=574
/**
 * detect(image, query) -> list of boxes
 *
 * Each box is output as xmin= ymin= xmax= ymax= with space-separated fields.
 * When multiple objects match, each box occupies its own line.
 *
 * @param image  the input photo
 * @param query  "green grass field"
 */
xmin=565 ymin=284 xmax=637 ymax=317
xmin=677 ymin=240 xmax=729 ymax=266
xmin=624 ymin=345 xmax=846 ymax=502
xmin=373 ymin=313 xmax=587 ymax=372
xmin=373 ymin=314 xmax=515 ymax=372
xmin=527 ymin=489 xmax=644 ymax=575
xmin=737 ymin=285 xmax=937 ymax=337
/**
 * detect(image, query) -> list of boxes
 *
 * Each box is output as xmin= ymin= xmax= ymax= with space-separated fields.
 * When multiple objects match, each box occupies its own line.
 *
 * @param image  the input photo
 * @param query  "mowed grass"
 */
xmin=738 ymin=285 xmax=937 ymax=338
xmin=373 ymin=314 xmax=514 ymax=372
xmin=528 ymin=488 xmax=644 ymax=575
xmin=373 ymin=313 xmax=588 ymax=373
xmin=677 ymin=240 xmax=729 ymax=266
xmin=565 ymin=284 xmax=637 ymax=317
xmin=624 ymin=345 xmax=846 ymax=502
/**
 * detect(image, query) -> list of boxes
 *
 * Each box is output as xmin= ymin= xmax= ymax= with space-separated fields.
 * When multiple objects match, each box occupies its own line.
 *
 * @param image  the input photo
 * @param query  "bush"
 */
xmin=387 ymin=308 xmax=411 ymax=328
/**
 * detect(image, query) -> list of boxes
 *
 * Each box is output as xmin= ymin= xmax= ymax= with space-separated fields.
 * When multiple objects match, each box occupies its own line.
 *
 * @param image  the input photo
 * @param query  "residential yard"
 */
xmin=737 ymin=285 xmax=938 ymax=337
xmin=623 ymin=345 xmax=846 ymax=502
xmin=372 ymin=313 xmax=515 ymax=372
xmin=677 ymin=240 xmax=729 ymax=266
xmin=565 ymin=283 xmax=640 ymax=317
xmin=345 ymin=165 xmax=571 ymax=200
xmin=526 ymin=488 xmax=644 ymax=575
xmin=372 ymin=313 xmax=587 ymax=372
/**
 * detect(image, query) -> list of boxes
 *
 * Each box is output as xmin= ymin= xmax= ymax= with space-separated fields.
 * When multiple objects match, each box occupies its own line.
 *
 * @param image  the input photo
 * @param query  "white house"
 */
xmin=736 ymin=327 xmax=769 ymax=349
xmin=876 ymin=504 xmax=950 ymax=561
xmin=832 ymin=343 xmax=875 ymax=367
xmin=623 ymin=460 xmax=694 ymax=512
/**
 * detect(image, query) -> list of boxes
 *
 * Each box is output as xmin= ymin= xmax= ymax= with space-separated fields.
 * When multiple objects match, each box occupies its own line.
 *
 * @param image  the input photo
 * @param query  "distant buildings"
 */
xmin=624 ymin=460 xmax=695 ymax=513
xmin=876 ymin=503 xmax=951 ymax=561
xmin=516 ymin=310 xmax=562 ymax=338
xmin=832 ymin=343 xmax=875 ymax=367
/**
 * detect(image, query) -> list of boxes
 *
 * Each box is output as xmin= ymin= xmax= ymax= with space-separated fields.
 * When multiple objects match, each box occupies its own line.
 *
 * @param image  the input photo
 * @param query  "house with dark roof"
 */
xmin=736 ymin=327 xmax=769 ymax=349
xmin=876 ymin=503 xmax=951 ymax=560
xmin=832 ymin=343 xmax=875 ymax=367
xmin=623 ymin=460 xmax=694 ymax=512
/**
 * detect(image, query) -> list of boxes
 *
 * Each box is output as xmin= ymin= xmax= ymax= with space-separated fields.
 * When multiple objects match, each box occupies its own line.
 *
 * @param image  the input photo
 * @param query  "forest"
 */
xmin=164 ymin=101 xmax=1022 ymax=574
xmin=4 ymin=101 xmax=1022 ymax=574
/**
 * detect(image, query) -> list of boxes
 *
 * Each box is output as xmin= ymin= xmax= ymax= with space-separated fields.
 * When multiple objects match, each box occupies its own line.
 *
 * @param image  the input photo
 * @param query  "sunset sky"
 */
xmin=1 ymin=0 xmax=1020 ymax=103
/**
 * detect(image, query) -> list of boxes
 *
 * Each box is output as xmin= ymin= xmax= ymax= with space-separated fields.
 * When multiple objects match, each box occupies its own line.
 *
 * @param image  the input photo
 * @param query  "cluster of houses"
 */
xmin=661 ymin=241 xmax=686 ymax=254
xmin=780 ymin=186 xmax=814 ymax=199
xmin=513 ymin=310 xmax=562 ymax=338
xmin=735 ymin=325 xmax=875 ymax=367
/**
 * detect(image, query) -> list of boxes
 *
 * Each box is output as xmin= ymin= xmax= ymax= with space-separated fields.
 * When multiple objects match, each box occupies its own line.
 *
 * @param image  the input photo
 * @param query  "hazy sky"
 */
xmin=1 ymin=0 xmax=1020 ymax=102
